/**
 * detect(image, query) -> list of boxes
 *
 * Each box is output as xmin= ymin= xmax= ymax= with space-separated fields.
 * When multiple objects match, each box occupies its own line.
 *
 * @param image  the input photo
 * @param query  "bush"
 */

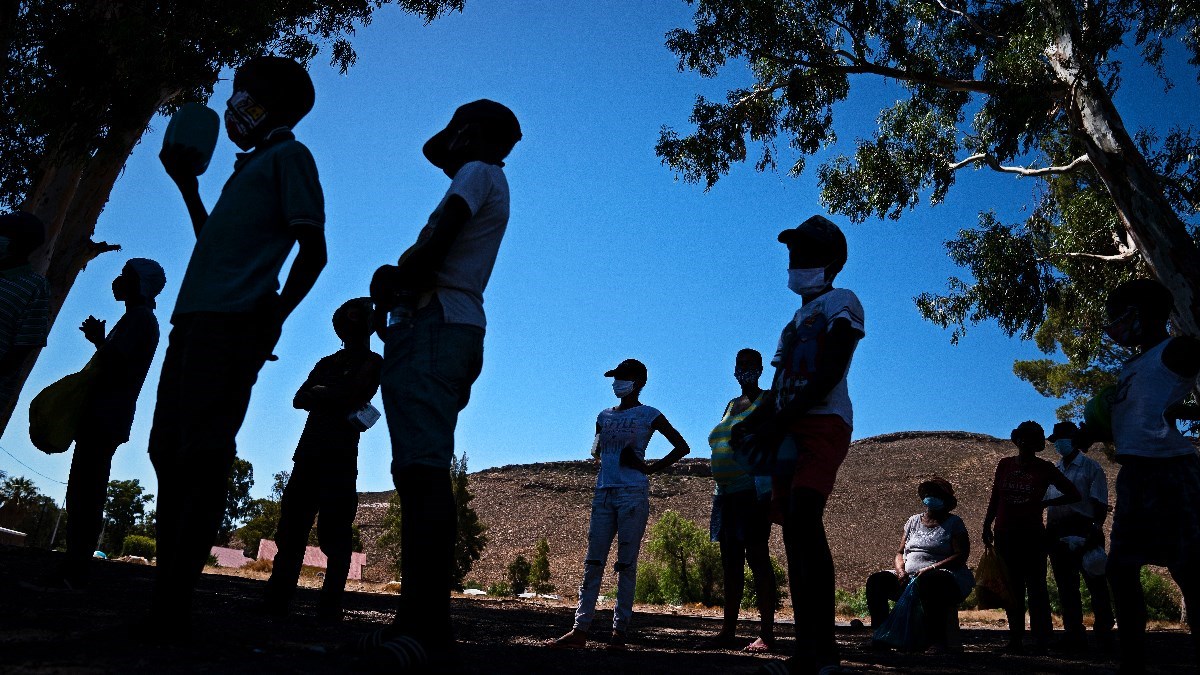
xmin=487 ymin=581 xmax=513 ymax=597
xmin=507 ymin=554 xmax=531 ymax=596
xmin=834 ymin=586 xmax=869 ymax=618
xmin=241 ymin=558 xmax=273 ymax=573
xmin=121 ymin=534 xmax=156 ymax=559
xmin=529 ymin=538 xmax=556 ymax=594
xmin=743 ymin=555 xmax=789 ymax=610
xmin=206 ymin=553 xmax=219 ymax=567
xmin=1141 ymin=568 xmax=1182 ymax=621
xmin=645 ymin=510 xmax=724 ymax=606
xmin=634 ymin=560 xmax=668 ymax=605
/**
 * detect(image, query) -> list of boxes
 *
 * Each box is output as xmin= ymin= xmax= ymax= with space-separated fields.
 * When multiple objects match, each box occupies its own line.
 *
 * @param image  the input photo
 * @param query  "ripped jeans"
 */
xmin=574 ymin=486 xmax=650 ymax=633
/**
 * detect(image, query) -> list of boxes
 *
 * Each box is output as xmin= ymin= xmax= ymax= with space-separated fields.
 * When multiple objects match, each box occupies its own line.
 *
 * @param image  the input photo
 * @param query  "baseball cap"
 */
xmin=604 ymin=359 xmax=648 ymax=382
xmin=1046 ymin=421 xmax=1080 ymax=442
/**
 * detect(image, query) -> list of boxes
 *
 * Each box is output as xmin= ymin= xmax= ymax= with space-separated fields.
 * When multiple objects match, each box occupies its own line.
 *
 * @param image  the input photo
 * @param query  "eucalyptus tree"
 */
xmin=659 ymin=0 xmax=1200 ymax=414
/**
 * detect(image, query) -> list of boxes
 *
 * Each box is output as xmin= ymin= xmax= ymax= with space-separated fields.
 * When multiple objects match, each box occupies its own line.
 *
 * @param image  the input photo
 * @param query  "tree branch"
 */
xmin=1038 ymin=248 xmax=1139 ymax=262
xmin=927 ymin=0 xmax=1002 ymax=39
xmin=950 ymin=152 xmax=1092 ymax=176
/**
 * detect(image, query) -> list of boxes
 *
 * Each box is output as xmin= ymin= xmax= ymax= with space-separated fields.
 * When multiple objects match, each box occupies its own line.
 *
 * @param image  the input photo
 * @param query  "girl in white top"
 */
xmin=551 ymin=358 xmax=690 ymax=649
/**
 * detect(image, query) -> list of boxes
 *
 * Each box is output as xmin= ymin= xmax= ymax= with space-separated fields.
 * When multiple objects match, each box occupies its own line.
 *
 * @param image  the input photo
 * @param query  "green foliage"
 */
xmin=634 ymin=560 xmax=669 ymax=605
xmin=529 ymin=537 xmax=555 ymax=594
xmin=658 ymin=0 xmax=1200 ymax=413
xmin=375 ymin=491 xmax=404 ymax=580
xmin=644 ymin=510 xmax=724 ymax=606
xmin=835 ymin=586 xmax=869 ymax=618
xmin=487 ymin=581 xmax=513 ymax=597
xmin=218 ymin=457 xmax=255 ymax=544
xmin=1141 ymin=568 xmax=1182 ymax=622
xmin=206 ymin=553 xmax=219 ymax=567
xmin=451 ymin=453 xmax=488 ymax=590
xmin=743 ymin=555 xmax=789 ymax=610
xmin=121 ymin=534 xmax=157 ymax=559
xmin=0 ymin=476 xmax=66 ymax=549
xmin=234 ymin=498 xmax=281 ymax=559
xmin=103 ymin=479 xmax=152 ymax=553
xmin=507 ymin=554 xmax=531 ymax=596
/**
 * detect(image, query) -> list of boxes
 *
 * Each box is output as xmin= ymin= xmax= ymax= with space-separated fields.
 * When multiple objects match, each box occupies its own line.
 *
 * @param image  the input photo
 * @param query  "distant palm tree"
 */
xmin=0 ymin=476 xmax=38 ymax=509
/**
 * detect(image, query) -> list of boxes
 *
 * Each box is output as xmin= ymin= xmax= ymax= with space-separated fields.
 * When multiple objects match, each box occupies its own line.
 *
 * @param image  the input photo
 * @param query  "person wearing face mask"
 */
xmin=733 ymin=214 xmax=865 ymax=675
xmin=54 ymin=258 xmax=164 ymax=590
xmin=865 ymin=478 xmax=973 ymax=654
xmin=0 ymin=211 xmax=50 ymax=402
xmin=982 ymin=421 xmax=1081 ymax=655
xmin=1042 ymin=421 xmax=1114 ymax=651
xmin=262 ymin=298 xmax=382 ymax=624
xmin=703 ymin=348 xmax=776 ymax=652
xmin=357 ymin=100 xmax=521 ymax=667
xmin=1082 ymin=279 xmax=1200 ymax=674
xmin=153 ymin=56 xmax=326 ymax=636
xmin=551 ymin=358 xmax=690 ymax=650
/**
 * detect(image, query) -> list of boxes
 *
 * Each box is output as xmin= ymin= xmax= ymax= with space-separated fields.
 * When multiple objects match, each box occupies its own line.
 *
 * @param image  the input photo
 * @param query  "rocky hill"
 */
xmin=354 ymin=431 xmax=1124 ymax=594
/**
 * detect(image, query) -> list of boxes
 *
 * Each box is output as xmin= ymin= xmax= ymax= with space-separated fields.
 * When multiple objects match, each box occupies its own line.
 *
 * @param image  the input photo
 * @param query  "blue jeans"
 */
xmin=574 ymin=486 xmax=650 ymax=633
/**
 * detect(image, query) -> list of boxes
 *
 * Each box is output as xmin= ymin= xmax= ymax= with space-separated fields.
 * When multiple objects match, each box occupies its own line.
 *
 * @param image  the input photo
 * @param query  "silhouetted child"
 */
xmin=364 ymin=100 xmax=521 ymax=666
xmin=152 ymin=56 xmax=326 ymax=635
xmin=263 ymin=298 xmax=381 ymax=623
xmin=0 ymin=211 xmax=49 ymax=400
xmin=551 ymin=359 xmax=690 ymax=649
xmin=982 ymin=421 xmax=1080 ymax=654
xmin=1089 ymin=279 xmax=1200 ymax=673
xmin=734 ymin=215 xmax=865 ymax=674
xmin=60 ymin=259 xmax=164 ymax=589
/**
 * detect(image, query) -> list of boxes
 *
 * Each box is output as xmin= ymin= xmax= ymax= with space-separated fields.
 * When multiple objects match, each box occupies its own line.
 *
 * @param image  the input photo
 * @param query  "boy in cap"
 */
xmin=551 ymin=359 xmax=690 ymax=649
xmin=735 ymin=215 xmax=865 ymax=674
xmin=364 ymin=99 xmax=521 ymax=665
xmin=263 ymin=297 xmax=382 ymax=623
xmin=1043 ymin=420 xmax=1114 ymax=649
xmin=59 ymin=258 xmax=165 ymax=589
xmin=982 ymin=421 xmax=1080 ymax=654
xmin=1086 ymin=279 xmax=1200 ymax=673
xmin=154 ymin=55 xmax=326 ymax=632
xmin=0 ymin=211 xmax=50 ymax=401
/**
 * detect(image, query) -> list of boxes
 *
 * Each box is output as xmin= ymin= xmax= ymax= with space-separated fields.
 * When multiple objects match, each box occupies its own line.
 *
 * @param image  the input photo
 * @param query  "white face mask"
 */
xmin=612 ymin=380 xmax=637 ymax=398
xmin=1054 ymin=439 xmax=1074 ymax=457
xmin=787 ymin=267 xmax=828 ymax=296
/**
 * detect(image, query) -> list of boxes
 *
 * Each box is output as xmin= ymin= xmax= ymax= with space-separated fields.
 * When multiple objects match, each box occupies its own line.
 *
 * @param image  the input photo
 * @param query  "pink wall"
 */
xmin=256 ymin=539 xmax=368 ymax=580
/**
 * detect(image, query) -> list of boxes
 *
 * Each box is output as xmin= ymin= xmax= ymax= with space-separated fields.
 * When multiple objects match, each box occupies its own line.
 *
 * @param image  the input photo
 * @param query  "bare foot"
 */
xmin=548 ymin=629 xmax=588 ymax=648
xmin=743 ymin=637 xmax=773 ymax=653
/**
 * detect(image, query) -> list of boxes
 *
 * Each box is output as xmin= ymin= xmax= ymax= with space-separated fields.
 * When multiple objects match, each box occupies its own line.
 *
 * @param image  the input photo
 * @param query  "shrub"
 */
xmin=634 ymin=560 xmax=668 ymax=605
xmin=645 ymin=510 xmax=724 ymax=606
xmin=206 ymin=553 xmax=219 ymax=567
xmin=743 ymin=555 xmax=789 ymax=610
xmin=1141 ymin=568 xmax=1182 ymax=622
xmin=507 ymin=554 xmax=531 ymax=595
xmin=529 ymin=537 xmax=555 ymax=594
xmin=487 ymin=581 xmax=513 ymax=597
xmin=121 ymin=534 xmax=156 ymax=559
xmin=834 ymin=586 xmax=869 ymax=618
xmin=240 ymin=558 xmax=273 ymax=573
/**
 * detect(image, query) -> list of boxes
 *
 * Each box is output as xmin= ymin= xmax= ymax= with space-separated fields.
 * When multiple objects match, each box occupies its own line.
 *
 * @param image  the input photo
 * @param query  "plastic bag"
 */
xmin=974 ymin=546 xmax=1013 ymax=610
xmin=873 ymin=577 xmax=926 ymax=651
xmin=29 ymin=359 xmax=97 ymax=454
xmin=1082 ymin=545 xmax=1108 ymax=577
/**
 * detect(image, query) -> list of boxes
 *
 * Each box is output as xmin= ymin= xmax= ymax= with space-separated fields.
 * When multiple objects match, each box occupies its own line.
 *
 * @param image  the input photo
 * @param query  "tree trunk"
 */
xmin=0 ymin=95 xmax=168 ymax=436
xmin=1043 ymin=0 xmax=1200 ymax=338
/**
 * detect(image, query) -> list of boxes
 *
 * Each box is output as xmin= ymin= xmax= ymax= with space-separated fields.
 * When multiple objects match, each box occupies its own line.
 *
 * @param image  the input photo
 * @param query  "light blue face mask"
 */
xmin=612 ymin=380 xmax=637 ymax=398
xmin=1054 ymin=439 xmax=1075 ymax=457
xmin=922 ymin=496 xmax=945 ymax=511
xmin=787 ymin=267 xmax=828 ymax=296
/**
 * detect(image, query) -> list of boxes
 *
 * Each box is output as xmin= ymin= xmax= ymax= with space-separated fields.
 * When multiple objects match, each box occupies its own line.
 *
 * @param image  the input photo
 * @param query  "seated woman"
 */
xmin=866 ymin=478 xmax=974 ymax=653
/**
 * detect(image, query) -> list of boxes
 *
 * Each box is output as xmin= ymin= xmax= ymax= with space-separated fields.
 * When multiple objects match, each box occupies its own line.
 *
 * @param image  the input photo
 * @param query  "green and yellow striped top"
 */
xmin=709 ymin=394 xmax=763 ymax=495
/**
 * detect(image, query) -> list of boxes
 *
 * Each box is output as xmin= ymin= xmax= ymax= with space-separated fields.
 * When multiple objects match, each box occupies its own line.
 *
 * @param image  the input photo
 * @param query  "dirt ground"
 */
xmin=2 ymin=546 xmax=1195 ymax=674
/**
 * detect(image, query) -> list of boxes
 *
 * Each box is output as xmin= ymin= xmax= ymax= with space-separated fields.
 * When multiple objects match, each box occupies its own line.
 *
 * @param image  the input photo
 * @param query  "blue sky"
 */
xmin=4 ymin=2 xmax=1198 ymax=505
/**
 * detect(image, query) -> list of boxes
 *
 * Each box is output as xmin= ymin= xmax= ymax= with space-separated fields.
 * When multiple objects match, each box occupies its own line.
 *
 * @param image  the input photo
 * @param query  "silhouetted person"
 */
xmin=1086 ymin=279 xmax=1200 ymax=674
xmin=704 ymin=348 xmax=775 ymax=652
xmin=733 ymin=215 xmax=865 ymax=674
xmin=866 ymin=478 xmax=973 ymax=653
xmin=0 ymin=211 xmax=49 ymax=400
xmin=982 ymin=421 xmax=1080 ymax=654
xmin=551 ymin=358 xmax=690 ymax=649
xmin=153 ymin=56 xmax=326 ymax=636
xmin=363 ymin=100 xmax=520 ymax=667
xmin=263 ymin=297 xmax=381 ymax=623
xmin=59 ymin=259 xmax=164 ymax=589
xmin=1043 ymin=420 xmax=1114 ymax=651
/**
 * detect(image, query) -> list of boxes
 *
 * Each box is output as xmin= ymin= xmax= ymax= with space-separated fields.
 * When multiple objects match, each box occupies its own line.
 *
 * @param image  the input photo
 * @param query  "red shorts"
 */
xmin=770 ymin=414 xmax=852 ymax=522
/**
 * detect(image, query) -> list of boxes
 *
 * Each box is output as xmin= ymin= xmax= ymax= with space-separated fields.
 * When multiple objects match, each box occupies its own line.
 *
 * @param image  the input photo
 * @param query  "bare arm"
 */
xmin=982 ymin=463 xmax=1001 ymax=546
xmin=279 ymin=226 xmax=327 ymax=319
xmin=394 ymin=195 xmax=472 ymax=291
xmin=921 ymin=530 xmax=970 ymax=574
xmin=773 ymin=319 xmax=862 ymax=427
xmin=1043 ymin=468 xmax=1082 ymax=508
xmin=160 ymin=145 xmax=209 ymax=235
xmin=643 ymin=414 xmax=691 ymax=474
xmin=894 ymin=532 xmax=907 ymax=578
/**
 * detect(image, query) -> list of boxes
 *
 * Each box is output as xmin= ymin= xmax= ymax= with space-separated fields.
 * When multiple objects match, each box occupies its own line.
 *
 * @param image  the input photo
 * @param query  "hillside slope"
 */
xmin=355 ymin=431 xmax=1124 ymax=594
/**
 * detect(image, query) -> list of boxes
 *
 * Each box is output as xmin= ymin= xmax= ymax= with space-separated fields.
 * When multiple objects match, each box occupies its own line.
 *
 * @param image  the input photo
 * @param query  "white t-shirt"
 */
xmin=595 ymin=404 xmax=662 ymax=490
xmin=408 ymin=161 xmax=510 ymax=329
xmin=1112 ymin=339 xmax=1196 ymax=459
xmin=771 ymin=287 xmax=865 ymax=429
xmin=1045 ymin=452 xmax=1108 ymax=524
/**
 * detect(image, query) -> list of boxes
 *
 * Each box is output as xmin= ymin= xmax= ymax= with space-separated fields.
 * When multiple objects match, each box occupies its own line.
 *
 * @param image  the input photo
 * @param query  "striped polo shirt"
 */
xmin=0 ymin=265 xmax=50 ymax=355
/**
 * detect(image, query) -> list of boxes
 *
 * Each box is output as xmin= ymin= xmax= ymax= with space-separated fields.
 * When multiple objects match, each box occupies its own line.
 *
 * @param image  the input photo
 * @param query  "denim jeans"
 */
xmin=574 ymin=486 xmax=650 ymax=633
